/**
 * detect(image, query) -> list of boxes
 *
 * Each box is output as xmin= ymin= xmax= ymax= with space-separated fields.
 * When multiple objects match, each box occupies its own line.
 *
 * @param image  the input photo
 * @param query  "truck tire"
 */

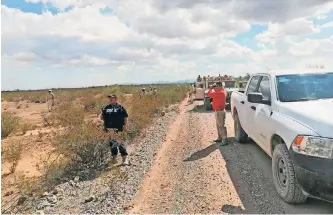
xmin=204 ymin=97 xmax=211 ymax=111
xmin=234 ymin=112 xmax=248 ymax=143
xmin=272 ymin=144 xmax=307 ymax=204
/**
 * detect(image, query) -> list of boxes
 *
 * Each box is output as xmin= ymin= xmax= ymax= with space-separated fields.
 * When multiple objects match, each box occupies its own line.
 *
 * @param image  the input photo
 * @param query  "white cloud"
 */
xmin=256 ymin=19 xmax=320 ymax=41
xmin=1 ymin=0 xmax=333 ymax=90
xmin=321 ymin=21 xmax=333 ymax=28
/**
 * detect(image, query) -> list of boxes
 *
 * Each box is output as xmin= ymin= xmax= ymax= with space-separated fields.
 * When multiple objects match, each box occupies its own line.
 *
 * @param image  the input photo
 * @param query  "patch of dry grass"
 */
xmin=2 ymin=141 xmax=23 ymax=173
xmin=1 ymin=112 xmax=20 ymax=139
xmin=20 ymin=122 xmax=35 ymax=135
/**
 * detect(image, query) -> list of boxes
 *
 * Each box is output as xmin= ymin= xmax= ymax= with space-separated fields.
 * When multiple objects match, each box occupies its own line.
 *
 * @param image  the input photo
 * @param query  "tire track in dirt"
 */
xmin=129 ymin=100 xmax=243 ymax=213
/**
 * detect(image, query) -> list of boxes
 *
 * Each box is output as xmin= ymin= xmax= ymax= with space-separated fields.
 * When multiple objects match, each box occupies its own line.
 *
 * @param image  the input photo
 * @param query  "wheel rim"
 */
xmin=276 ymin=156 xmax=288 ymax=189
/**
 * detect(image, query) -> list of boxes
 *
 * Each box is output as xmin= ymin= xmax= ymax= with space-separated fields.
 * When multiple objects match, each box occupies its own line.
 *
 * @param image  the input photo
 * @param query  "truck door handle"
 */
xmin=240 ymin=101 xmax=245 ymax=104
xmin=250 ymin=106 xmax=256 ymax=111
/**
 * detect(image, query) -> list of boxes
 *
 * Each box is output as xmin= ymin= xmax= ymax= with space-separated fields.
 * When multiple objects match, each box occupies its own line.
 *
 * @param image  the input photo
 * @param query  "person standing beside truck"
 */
xmin=207 ymin=82 xmax=228 ymax=146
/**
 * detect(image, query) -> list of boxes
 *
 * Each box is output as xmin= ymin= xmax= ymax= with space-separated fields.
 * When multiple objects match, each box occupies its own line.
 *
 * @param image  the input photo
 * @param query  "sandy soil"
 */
xmin=129 ymin=100 xmax=243 ymax=213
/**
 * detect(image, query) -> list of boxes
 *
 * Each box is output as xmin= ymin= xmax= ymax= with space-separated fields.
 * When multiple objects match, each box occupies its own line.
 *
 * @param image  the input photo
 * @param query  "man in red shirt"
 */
xmin=207 ymin=82 xmax=228 ymax=145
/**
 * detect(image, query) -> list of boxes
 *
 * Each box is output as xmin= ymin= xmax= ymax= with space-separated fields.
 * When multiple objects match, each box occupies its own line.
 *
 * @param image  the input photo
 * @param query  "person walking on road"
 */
xmin=207 ymin=82 xmax=228 ymax=146
xmin=46 ymin=89 xmax=55 ymax=112
xmin=99 ymin=94 xmax=129 ymax=165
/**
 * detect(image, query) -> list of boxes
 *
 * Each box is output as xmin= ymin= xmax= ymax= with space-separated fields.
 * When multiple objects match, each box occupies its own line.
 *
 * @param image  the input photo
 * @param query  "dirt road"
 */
xmin=129 ymin=100 xmax=333 ymax=214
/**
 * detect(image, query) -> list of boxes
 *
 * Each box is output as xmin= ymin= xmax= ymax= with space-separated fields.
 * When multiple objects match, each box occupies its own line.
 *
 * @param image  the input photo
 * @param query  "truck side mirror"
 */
xmin=247 ymin=92 xmax=271 ymax=105
xmin=248 ymin=92 xmax=263 ymax=103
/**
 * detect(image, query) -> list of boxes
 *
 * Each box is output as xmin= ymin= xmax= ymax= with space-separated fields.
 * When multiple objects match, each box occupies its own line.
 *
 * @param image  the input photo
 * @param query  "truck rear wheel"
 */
xmin=234 ymin=112 xmax=248 ymax=143
xmin=272 ymin=144 xmax=307 ymax=204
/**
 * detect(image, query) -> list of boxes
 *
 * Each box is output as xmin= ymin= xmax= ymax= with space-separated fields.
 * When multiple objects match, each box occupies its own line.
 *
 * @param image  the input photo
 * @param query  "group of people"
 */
xmin=197 ymin=74 xmax=233 ymax=82
xmin=140 ymin=86 xmax=158 ymax=98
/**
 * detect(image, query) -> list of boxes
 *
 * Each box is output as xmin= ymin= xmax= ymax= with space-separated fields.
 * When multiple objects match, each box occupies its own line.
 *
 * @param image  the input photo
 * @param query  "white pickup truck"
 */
xmin=230 ymin=70 xmax=333 ymax=204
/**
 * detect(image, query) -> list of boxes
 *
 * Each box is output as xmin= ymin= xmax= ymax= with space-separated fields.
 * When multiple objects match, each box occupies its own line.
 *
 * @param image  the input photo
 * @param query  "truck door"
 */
xmin=249 ymin=75 xmax=273 ymax=153
xmin=241 ymin=75 xmax=261 ymax=134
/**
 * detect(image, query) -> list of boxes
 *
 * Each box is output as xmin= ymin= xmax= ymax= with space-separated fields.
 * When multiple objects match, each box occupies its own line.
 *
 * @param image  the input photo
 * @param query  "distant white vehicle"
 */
xmin=194 ymin=82 xmax=205 ymax=100
xmin=231 ymin=70 xmax=333 ymax=204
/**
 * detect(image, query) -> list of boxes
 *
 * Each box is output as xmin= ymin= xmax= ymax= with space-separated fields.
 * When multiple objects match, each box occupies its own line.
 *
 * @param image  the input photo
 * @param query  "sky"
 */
xmin=1 ymin=0 xmax=333 ymax=90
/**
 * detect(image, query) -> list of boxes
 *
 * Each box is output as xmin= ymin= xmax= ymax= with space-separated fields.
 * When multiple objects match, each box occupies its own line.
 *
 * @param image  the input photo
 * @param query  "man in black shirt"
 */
xmin=100 ymin=94 xmax=129 ymax=165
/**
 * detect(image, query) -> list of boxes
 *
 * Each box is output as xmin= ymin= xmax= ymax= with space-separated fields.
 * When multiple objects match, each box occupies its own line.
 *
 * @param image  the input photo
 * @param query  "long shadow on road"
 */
xmin=217 ymin=139 xmax=333 ymax=214
xmin=183 ymin=144 xmax=218 ymax=162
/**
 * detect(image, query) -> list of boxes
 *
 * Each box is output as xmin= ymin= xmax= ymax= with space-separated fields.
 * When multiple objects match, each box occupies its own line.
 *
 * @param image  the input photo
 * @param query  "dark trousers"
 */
xmin=105 ymin=128 xmax=128 ymax=157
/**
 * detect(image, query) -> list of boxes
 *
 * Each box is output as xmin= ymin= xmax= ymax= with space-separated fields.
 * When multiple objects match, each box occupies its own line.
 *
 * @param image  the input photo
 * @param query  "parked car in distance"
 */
xmin=231 ymin=70 xmax=333 ymax=204
xmin=194 ymin=82 xmax=205 ymax=100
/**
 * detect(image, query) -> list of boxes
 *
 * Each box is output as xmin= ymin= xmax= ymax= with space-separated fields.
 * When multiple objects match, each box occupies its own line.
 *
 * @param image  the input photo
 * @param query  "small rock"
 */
xmin=123 ymin=204 xmax=133 ymax=210
xmin=69 ymin=180 xmax=75 ymax=186
xmin=36 ymin=210 xmax=45 ymax=215
xmin=47 ymin=195 xmax=57 ymax=204
xmin=74 ymin=176 xmax=80 ymax=183
xmin=52 ymin=187 xmax=62 ymax=195
xmin=42 ymin=191 xmax=49 ymax=197
xmin=161 ymin=111 xmax=166 ymax=116
xmin=37 ymin=200 xmax=51 ymax=210
xmin=17 ymin=195 xmax=27 ymax=205
xmin=4 ymin=191 xmax=14 ymax=196
xmin=84 ymin=196 xmax=95 ymax=203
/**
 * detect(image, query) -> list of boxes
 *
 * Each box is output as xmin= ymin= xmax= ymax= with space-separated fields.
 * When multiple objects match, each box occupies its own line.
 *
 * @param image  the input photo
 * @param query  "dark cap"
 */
xmin=107 ymin=94 xmax=117 ymax=99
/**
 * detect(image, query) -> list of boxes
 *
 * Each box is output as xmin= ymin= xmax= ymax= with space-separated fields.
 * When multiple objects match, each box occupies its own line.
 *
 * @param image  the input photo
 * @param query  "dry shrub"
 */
xmin=127 ymin=95 xmax=162 ymax=136
xmin=125 ymin=87 xmax=186 ymax=138
xmin=36 ymin=153 xmax=67 ymax=190
xmin=51 ymin=102 xmax=85 ymax=127
xmin=16 ymin=173 xmax=42 ymax=196
xmin=33 ymin=123 xmax=111 ymax=189
xmin=20 ymin=122 xmax=34 ymax=135
xmin=1 ymin=112 xmax=20 ymax=139
xmin=83 ymin=96 xmax=97 ymax=112
xmin=41 ymin=111 xmax=54 ymax=127
xmin=3 ymin=141 xmax=23 ymax=173
xmin=53 ymin=123 xmax=110 ymax=169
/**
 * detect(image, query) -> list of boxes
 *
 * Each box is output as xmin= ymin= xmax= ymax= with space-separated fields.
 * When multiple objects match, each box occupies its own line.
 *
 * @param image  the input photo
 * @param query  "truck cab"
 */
xmin=231 ymin=70 xmax=333 ymax=204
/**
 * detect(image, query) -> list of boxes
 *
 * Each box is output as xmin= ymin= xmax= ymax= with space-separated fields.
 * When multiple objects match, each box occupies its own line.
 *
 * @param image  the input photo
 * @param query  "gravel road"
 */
xmin=130 ymin=100 xmax=333 ymax=214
